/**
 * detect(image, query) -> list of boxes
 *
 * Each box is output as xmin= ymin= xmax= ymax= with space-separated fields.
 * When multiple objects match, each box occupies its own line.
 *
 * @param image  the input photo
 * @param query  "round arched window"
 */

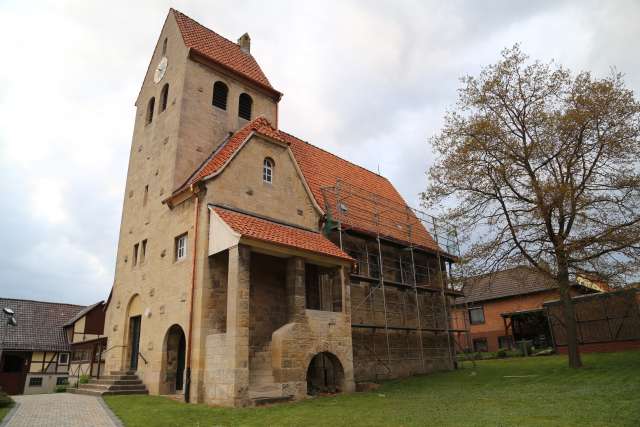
xmin=238 ymin=93 xmax=253 ymax=120
xmin=263 ymin=158 xmax=274 ymax=183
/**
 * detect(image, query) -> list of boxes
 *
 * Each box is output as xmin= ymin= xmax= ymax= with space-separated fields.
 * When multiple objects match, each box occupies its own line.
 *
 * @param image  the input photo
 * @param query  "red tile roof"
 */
xmin=282 ymin=132 xmax=440 ymax=252
xmin=187 ymin=117 xmax=440 ymax=253
xmin=213 ymin=207 xmax=353 ymax=262
xmin=184 ymin=117 xmax=285 ymax=187
xmin=171 ymin=9 xmax=279 ymax=95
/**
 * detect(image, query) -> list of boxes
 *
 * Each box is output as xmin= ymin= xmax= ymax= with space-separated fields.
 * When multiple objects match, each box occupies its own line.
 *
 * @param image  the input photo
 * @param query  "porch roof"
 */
xmin=501 ymin=308 xmax=545 ymax=318
xmin=209 ymin=206 xmax=353 ymax=263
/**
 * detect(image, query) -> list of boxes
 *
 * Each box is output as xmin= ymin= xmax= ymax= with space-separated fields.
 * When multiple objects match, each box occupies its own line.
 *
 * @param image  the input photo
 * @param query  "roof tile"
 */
xmin=213 ymin=207 xmax=353 ymax=262
xmin=172 ymin=9 xmax=276 ymax=93
xmin=457 ymin=267 xmax=557 ymax=304
xmin=0 ymin=298 xmax=86 ymax=352
xmin=283 ymin=132 xmax=440 ymax=252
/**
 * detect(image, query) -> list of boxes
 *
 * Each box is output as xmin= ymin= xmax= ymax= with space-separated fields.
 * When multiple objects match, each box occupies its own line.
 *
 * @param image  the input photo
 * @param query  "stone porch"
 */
xmin=203 ymin=243 xmax=355 ymax=407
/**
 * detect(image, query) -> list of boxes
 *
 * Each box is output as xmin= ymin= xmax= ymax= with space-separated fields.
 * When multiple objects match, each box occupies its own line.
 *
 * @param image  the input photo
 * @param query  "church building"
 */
xmin=101 ymin=9 xmax=461 ymax=407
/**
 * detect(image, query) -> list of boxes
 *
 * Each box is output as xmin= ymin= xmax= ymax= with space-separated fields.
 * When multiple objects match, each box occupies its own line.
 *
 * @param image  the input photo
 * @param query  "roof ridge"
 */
xmin=175 ymin=131 xmax=235 ymax=193
xmin=277 ymin=129 xmax=391 ymax=181
xmin=0 ymin=297 xmax=86 ymax=307
xmin=170 ymin=8 xmax=249 ymax=56
xmin=476 ymin=265 xmax=535 ymax=280
xmin=170 ymin=8 xmax=277 ymax=92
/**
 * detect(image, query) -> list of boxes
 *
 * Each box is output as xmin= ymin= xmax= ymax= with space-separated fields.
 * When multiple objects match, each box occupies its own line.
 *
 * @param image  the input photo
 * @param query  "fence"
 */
xmin=544 ymin=288 xmax=640 ymax=351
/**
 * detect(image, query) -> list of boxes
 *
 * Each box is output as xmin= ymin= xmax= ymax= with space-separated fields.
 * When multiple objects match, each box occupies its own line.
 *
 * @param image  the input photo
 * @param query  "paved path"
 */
xmin=3 ymin=393 xmax=121 ymax=427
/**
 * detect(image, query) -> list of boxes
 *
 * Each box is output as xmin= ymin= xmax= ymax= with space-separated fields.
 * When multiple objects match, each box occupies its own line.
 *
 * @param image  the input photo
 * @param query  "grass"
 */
xmin=104 ymin=351 xmax=640 ymax=427
xmin=0 ymin=390 xmax=14 ymax=423
xmin=0 ymin=404 xmax=13 ymax=423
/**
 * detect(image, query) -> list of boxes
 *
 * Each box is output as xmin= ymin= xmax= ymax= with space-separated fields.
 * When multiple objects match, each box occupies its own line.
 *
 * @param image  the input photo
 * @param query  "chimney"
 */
xmin=237 ymin=33 xmax=251 ymax=53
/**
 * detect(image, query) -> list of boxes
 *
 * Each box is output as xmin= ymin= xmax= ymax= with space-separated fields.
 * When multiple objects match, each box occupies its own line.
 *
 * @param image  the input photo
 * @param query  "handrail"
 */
xmin=96 ymin=344 xmax=126 ymax=379
xmin=138 ymin=351 xmax=148 ymax=365
xmin=100 ymin=344 xmax=127 ymax=357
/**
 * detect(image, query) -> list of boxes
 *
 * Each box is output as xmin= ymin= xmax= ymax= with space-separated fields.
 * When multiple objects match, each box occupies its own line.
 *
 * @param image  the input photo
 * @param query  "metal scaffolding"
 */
xmin=321 ymin=179 xmax=471 ymax=376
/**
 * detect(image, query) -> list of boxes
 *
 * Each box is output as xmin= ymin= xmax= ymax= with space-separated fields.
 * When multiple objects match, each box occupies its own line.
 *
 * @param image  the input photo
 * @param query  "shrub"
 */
xmin=55 ymin=385 xmax=67 ymax=393
xmin=0 ymin=390 xmax=14 ymax=408
xmin=497 ymin=348 xmax=508 ymax=358
xmin=79 ymin=375 xmax=90 ymax=384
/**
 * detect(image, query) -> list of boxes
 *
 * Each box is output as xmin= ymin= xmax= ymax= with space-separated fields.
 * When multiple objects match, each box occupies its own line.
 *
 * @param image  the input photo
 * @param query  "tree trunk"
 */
xmin=557 ymin=262 xmax=582 ymax=368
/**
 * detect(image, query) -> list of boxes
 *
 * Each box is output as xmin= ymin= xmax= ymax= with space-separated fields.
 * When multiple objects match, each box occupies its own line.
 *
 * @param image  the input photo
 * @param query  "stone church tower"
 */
xmin=103 ymin=9 xmax=356 ymax=406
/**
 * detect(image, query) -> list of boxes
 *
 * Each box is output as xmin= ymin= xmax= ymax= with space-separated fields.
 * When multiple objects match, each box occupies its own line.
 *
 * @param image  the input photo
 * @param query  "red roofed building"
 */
xmin=102 ymin=9 xmax=459 ymax=407
xmin=452 ymin=267 xmax=606 ymax=353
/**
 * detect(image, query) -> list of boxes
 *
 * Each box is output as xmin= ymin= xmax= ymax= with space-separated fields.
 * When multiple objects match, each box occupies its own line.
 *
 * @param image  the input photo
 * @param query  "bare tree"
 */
xmin=424 ymin=46 xmax=640 ymax=368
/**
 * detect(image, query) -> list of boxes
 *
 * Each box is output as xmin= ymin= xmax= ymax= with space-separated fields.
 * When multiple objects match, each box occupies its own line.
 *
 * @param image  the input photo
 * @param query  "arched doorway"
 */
xmin=124 ymin=294 xmax=143 ymax=371
xmin=306 ymin=352 xmax=345 ymax=395
xmin=163 ymin=324 xmax=186 ymax=394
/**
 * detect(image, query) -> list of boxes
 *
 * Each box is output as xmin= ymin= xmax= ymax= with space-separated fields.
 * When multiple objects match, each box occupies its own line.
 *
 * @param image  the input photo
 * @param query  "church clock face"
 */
xmin=153 ymin=57 xmax=168 ymax=83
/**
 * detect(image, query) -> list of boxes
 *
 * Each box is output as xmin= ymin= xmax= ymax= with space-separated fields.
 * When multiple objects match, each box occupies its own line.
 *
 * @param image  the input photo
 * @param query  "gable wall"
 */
xmin=205 ymin=135 xmax=320 ymax=230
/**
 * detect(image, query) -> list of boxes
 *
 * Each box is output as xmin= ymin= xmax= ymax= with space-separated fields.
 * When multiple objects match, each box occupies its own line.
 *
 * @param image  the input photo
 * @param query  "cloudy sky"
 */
xmin=0 ymin=0 xmax=639 ymax=305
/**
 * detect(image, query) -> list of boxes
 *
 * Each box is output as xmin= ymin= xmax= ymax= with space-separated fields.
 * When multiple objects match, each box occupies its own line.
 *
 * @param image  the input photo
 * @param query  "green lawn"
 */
xmin=105 ymin=351 xmax=640 ymax=427
xmin=0 ymin=405 xmax=13 ymax=423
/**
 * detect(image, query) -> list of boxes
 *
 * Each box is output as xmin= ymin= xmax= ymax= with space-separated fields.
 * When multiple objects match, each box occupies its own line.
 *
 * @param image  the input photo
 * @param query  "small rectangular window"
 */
xmin=72 ymin=350 xmax=89 ymax=361
xmin=473 ymin=338 xmax=488 ymax=353
xmin=469 ymin=306 xmax=485 ymax=325
xmin=58 ymin=353 xmax=69 ymax=365
xmin=29 ymin=377 xmax=43 ymax=387
xmin=133 ymin=243 xmax=139 ymax=266
xmin=175 ymin=233 xmax=187 ymax=261
xmin=141 ymin=239 xmax=148 ymax=263
xmin=56 ymin=377 xmax=68 ymax=386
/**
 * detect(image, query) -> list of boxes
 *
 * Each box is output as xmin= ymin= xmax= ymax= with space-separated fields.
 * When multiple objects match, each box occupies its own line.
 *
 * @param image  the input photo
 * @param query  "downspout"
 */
xmin=185 ymin=187 xmax=200 ymax=403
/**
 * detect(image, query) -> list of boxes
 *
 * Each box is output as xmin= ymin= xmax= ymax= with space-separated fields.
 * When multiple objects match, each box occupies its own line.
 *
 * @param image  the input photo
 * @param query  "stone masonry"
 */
xmin=103 ymin=9 xmax=452 ymax=408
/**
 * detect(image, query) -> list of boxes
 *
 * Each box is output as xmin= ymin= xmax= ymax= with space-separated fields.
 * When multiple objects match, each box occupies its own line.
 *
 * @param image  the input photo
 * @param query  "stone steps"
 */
xmin=248 ymin=343 xmax=293 ymax=405
xmin=88 ymin=378 xmax=142 ymax=385
xmin=248 ymin=383 xmax=282 ymax=399
xmin=250 ymin=345 xmax=275 ymax=385
xmin=91 ymin=375 xmax=139 ymax=381
xmin=110 ymin=370 xmax=136 ymax=376
xmin=71 ymin=371 xmax=148 ymax=396
xmin=70 ymin=388 xmax=149 ymax=396
xmin=250 ymin=369 xmax=275 ymax=381
xmin=78 ymin=383 xmax=146 ymax=391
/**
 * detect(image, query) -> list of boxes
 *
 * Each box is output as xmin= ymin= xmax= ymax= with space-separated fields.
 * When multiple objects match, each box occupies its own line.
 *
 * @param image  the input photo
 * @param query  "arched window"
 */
xmin=212 ymin=81 xmax=228 ymax=110
xmin=146 ymin=97 xmax=155 ymax=124
xmin=263 ymin=158 xmax=274 ymax=183
xmin=238 ymin=93 xmax=252 ymax=120
xmin=162 ymin=38 xmax=168 ymax=55
xmin=160 ymin=84 xmax=169 ymax=112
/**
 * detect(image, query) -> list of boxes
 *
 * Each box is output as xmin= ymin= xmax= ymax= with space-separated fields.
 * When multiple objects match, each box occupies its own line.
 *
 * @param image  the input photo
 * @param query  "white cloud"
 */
xmin=0 ymin=0 xmax=638 ymax=304
xmin=28 ymin=178 xmax=69 ymax=224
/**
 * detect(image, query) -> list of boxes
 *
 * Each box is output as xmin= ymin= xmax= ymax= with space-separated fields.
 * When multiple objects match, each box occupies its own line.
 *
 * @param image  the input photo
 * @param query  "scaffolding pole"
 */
xmin=374 ymin=193 xmax=392 ymax=369
xmin=432 ymin=217 xmax=454 ymax=368
xmin=409 ymin=245 xmax=426 ymax=370
xmin=322 ymin=179 xmax=466 ymax=374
